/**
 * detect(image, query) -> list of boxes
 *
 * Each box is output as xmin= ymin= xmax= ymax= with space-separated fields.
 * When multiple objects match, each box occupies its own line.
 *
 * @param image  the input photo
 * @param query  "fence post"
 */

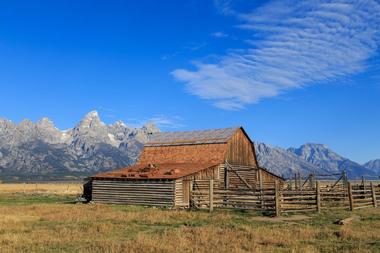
xmin=299 ymin=172 xmax=302 ymax=190
xmin=342 ymin=170 xmax=348 ymax=188
xmin=224 ymin=164 xmax=229 ymax=189
xmin=316 ymin=181 xmax=321 ymax=213
xmin=348 ymin=182 xmax=354 ymax=211
xmin=275 ymin=180 xmax=280 ymax=216
xmin=209 ymin=179 xmax=214 ymax=213
xmin=371 ymin=182 xmax=377 ymax=208
xmin=309 ymin=174 xmax=315 ymax=189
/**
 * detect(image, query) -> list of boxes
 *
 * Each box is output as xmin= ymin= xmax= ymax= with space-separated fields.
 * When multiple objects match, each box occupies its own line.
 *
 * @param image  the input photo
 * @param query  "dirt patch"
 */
xmin=250 ymin=215 xmax=311 ymax=223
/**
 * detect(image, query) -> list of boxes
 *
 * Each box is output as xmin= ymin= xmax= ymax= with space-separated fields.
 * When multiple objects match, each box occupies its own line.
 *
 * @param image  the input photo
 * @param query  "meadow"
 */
xmin=0 ymin=183 xmax=379 ymax=253
xmin=0 ymin=183 xmax=82 ymax=195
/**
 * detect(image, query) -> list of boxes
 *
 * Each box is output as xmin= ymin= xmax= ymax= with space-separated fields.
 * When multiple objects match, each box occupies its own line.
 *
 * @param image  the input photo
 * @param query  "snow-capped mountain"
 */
xmin=0 ymin=111 xmax=158 ymax=174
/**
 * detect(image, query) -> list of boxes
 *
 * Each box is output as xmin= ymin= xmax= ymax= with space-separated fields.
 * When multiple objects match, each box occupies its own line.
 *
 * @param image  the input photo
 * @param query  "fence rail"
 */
xmin=191 ymin=180 xmax=380 ymax=215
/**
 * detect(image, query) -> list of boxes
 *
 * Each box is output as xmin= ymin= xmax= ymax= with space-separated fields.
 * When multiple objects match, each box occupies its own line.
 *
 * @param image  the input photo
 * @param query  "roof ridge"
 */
xmin=155 ymin=126 xmax=240 ymax=134
xmin=145 ymin=127 xmax=241 ymax=147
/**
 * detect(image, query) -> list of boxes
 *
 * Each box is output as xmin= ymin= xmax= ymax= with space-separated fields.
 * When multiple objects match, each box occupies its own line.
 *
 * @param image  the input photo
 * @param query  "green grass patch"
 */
xmin=0 ymin=193 xmax=75 ymax=205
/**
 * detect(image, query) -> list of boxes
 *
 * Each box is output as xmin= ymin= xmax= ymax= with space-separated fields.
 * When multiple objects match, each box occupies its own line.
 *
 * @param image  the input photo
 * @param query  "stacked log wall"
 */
xmin=92 ymin=180 xmax=175 ymax=207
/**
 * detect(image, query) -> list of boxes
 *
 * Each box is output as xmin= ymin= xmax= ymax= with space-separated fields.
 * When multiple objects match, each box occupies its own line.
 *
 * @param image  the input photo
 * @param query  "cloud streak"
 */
xmin=172 ymin=0 xmax=380 ymax=110
xmin=126 ymin=115 xmax=184 ymax=129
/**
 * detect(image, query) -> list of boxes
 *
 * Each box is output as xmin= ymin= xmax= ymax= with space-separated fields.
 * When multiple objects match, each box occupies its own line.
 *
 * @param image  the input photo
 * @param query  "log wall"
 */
xmin=92 ymin=180 xmax=175 ymax=207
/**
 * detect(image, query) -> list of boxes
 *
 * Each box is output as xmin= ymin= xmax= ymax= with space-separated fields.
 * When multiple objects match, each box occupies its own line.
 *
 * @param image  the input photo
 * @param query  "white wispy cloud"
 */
xmin=172 ymin=0 xmax=380 ymax=110
xmin=126 ymin=115 xmax=184 ymax=129
xmin=146 ymin=115 xmax=184 ymax=129
xmin=162 ymin=42 xmax=207 ymax=61
xmin=212 ymin=31 xmax=229 ymax=38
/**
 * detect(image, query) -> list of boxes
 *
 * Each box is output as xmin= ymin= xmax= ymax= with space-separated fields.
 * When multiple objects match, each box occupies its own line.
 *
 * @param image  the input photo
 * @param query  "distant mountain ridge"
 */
xmin=0 ymin=111 xmax=159 ymax=174
xmin=255 ymin=142 xmax=377 ymax=179
xmin=287 ymin=144 xmax=375 ymax=178
xmin=0 ymin=112 xmax=378 ymax=179
xmin=363 ymin=159 xmax=380 ymax=174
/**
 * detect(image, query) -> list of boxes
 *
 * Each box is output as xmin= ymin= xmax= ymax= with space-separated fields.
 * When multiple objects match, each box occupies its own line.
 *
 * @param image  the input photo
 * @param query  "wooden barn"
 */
xmin=87 ymin=127 xmax=284 ymax=208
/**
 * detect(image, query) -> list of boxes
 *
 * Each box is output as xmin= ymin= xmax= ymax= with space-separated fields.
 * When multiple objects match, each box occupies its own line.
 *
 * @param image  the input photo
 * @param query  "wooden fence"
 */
xmin=191 ymin=180 xmax=380 ymax=215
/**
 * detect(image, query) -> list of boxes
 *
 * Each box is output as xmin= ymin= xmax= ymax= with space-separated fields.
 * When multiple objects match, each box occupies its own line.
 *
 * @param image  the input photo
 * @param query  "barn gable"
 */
xmin=138 ymin=127 xmax=258 ymax=166
xmin=225 ymin=127 xmax=258 ymax=166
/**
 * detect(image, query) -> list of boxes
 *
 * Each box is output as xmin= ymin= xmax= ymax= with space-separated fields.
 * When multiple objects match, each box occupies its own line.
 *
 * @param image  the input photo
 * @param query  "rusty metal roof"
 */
xmin=145 ymin=127 xmax=239 ymax=147
xmin=91 ymin=163 xmax=218 ymax=180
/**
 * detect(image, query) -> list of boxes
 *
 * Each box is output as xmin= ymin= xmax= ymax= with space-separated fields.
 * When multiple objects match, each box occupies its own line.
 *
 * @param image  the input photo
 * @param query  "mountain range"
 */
xmin=0 ymin=111 xmax=158 ymax=176
xmin=0 ymin=111 xmax=378 ymax=180
xmin=255 ymin=143 xmax=377 ymax=179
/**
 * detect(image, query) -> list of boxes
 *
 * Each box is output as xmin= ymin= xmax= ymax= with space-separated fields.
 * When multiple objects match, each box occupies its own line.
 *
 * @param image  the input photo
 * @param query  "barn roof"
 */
xmin=91 ymin=163 xmax=218 ymax=180
xmin=258 ymin=166 xmax=285 ymax=181
xmin=145 ymin=127 xmax=239 ymax=147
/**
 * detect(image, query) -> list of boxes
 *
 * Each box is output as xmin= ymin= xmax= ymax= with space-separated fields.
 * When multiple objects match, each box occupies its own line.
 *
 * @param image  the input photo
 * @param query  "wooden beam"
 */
xmin=332 ymin=175 xmax=343 ymax=189
xmin=275 ymin=180 xmax=280 ymax=216
xmin=316 ymin=181 xmax=321 ymax=213
xmin=224 ymin=165 xmax=229 ymax=189
xmin=189 ymin=180 xmax=193 ymax=209
xmin=302 ymin=174 xmax=311 ymax=188
xmin=209 ymin=179 xmax=214 ymax=213
xmin=231 ymin=170 xmax=253 ymax=190
xmin=371 ymin=182 xmax=377 ymax=208
xmin=348 ymin=182 xmax=354 ymax=211
xmin=225 ymin=161 xmax=253 ymax=190
xmin=259 ymin=169 xmax=264 ymax=208
xmin=258 ymin=169 xmax=263 ymax=190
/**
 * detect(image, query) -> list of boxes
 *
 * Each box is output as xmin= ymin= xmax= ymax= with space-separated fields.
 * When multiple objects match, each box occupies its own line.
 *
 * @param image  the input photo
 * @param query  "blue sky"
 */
xmin=0 ymin=0 xmax=379 ymax=163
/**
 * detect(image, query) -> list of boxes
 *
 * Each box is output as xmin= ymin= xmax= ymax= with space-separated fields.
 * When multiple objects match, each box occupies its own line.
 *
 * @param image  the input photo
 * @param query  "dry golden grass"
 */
xmin=0 ymin=183 xmax=82 ymax=195
xmin=0 ymin=192 xmax=379 ymax=253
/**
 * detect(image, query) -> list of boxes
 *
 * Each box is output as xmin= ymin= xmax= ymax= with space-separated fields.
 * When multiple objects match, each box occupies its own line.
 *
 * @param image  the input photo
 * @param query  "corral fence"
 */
xmin=191 ymin=180 xmax=380 ymax=215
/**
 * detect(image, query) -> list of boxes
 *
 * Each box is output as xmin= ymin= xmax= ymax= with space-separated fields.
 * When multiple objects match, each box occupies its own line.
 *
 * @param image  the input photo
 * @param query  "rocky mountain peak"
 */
xmin=0 ymin=111 xmax=159 ymax=174
xmin=363 ymin=159 xmax=380 ymax=174
xmin=288 ymin=143 xmax=342 ymax=163
xmin=142 ymin=122 xmax=160 ymax=135
xmin=36 ymin=117 xmax=55 ymax=129
xmin=86 ymin=110 xmax=100 ymax=119
xmin=77 ymin=110 xmax=104 ymax=129
xmin=287 ymin=143 xmax=375 ymax=178
xmin=18 ymin=119 xmax=34 ymax=129
xmin=0 ymin=118 xmax=15 ymax=131
xmin=114 ymin=120 xmax=127 ymax=128
xmin=254 ymin=142 xmax=321 ymax=177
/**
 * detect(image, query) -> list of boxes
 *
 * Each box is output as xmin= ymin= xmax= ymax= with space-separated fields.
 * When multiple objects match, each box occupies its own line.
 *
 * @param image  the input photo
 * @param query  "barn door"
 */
xmin=225 ymin=162 xmax=254 ymax=189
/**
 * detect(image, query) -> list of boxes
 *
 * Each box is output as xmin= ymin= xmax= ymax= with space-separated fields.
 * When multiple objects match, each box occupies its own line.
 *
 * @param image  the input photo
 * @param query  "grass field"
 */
xmin=0 ymin=183 xmax=82 ymax=195
xmin=0 ymin=184 xmax=379 ymax=253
